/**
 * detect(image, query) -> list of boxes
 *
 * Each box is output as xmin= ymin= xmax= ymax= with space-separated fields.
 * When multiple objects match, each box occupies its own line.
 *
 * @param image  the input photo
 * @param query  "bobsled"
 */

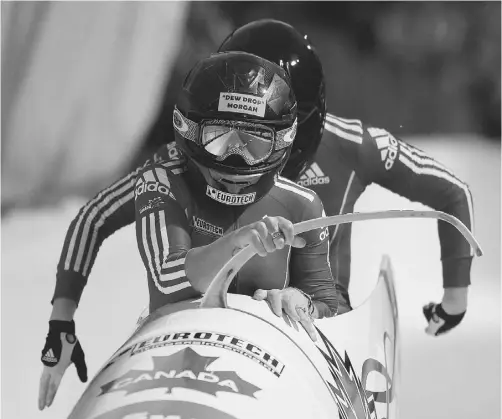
xmin=68 ymin=210 xmax=482 ymax=419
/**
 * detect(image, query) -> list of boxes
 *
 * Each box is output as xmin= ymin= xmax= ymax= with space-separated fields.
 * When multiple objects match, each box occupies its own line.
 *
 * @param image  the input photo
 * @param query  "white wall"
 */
xmin=2 ymin=2 xmax=188 ymax=208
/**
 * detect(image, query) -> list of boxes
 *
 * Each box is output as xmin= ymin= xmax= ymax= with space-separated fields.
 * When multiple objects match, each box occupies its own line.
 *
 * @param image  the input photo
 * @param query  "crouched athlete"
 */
xmin=38 ymin=51 xmax=338 ymax=410
xmin=219 ymin=19 xmax=474 ymax=334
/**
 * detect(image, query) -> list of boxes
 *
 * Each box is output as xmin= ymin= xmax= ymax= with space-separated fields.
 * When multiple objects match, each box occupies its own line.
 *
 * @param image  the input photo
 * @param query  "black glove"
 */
xmin=41 ymin=320 xmax=87 ymax=381
xmin=39 ymin=320 xmax=87 ymax=410
xmin=423 ymin=303 xmax=466 ymax=336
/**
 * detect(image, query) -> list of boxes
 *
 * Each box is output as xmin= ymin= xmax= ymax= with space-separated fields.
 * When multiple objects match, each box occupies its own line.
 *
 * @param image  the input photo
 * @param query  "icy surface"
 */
xmin=1 ymin=137 xmax=499 ymax=418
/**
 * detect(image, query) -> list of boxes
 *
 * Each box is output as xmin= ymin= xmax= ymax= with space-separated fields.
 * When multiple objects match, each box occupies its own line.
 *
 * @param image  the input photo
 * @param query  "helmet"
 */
xmin=219 ymin=19 xmax=326 ymax=180
xmin=173 ymin=51 xmax=298 ymax=206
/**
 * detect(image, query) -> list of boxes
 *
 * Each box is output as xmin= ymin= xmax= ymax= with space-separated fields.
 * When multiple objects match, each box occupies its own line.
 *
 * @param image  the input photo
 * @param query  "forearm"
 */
xmin=52 ymin=269 xmax=87 ymax=305
xmin=185 ymin=232 xmax=240 ymax=294
xmin=442 ymin=255 xmax=472 ymax=287
xmin=290 ymin=251 xmax=338 ymax=318
xmin=50 ymin=298 xmax=77 ymax=321
xmin=293 ymin=278 xmax=338 ymax=319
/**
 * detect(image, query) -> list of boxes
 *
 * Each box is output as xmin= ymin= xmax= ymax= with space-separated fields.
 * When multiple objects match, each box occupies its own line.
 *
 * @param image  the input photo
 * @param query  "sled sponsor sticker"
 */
xmin=95 ymin=400 xmax=238 ymax=419
xmin=192 ymin=216 xmax=224 ymax=237
xmin=103 ymin=331 xmax=285 ymax=378
xmin=315 ymin=326 xmax=394 ymax=419
xmin=100 ymin=348 xmax=261 ymax=399
xmin=206 ymin=185 xmax=256 ymax=206
xmin=218 ymin=92 xmax=267 ymax=117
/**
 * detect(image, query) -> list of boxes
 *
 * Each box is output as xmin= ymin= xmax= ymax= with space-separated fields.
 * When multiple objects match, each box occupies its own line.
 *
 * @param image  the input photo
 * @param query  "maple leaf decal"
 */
xmin=218 ymin=62 xmax=266 ymax=95
xmin=263 ymin=74 xmax=291 ymax=115
xmin=99 ymin=347 xmax=261 ymax=398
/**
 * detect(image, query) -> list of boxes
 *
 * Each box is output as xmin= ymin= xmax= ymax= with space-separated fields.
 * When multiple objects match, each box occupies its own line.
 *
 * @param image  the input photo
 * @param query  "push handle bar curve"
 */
xmin=200 ymin=210 xmax=482 ymax=309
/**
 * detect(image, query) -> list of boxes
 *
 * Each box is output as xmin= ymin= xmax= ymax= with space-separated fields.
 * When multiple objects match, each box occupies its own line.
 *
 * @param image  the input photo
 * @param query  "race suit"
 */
xmin=297 ymin=113 xmax=474 ymax=308
xmin=52 ymin=144 xmax=338 ymax=316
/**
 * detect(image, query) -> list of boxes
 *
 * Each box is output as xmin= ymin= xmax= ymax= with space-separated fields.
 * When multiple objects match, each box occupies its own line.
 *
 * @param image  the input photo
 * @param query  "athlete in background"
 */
xmin=219 ymin=20 xmax=474 ymax=335
xmin=38 ymin=51 xmax=338 ymax=410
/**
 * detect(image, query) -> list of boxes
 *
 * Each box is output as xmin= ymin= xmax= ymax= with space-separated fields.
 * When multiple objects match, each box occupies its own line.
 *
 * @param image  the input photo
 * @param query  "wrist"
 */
xmin=442 ymin=257 xmax=472 ymax=288
xmin=291 ymin=287 xmax=315 ymax=317
xmin=310 ymin=302 xmax=320 ymax=319
xmin=50 ymin=298 xmax=77 ymax=321
xmin=442 ymin=287 xmax=468 ymax=314
xmin=49 ymin=319 xmax=76 ymax=334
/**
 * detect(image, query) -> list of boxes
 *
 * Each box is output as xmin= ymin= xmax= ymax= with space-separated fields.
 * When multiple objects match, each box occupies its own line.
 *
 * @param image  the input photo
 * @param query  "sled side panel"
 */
xmin=312 ymin=255 xmax=400 ymax=419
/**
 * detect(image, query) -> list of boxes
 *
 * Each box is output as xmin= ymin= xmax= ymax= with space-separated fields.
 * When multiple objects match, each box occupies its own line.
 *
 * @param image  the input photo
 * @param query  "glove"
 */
xmin=38 ymin=320 xmax=88 ymax=410
xmin=423 ymin=302 xmax=466 ymax=336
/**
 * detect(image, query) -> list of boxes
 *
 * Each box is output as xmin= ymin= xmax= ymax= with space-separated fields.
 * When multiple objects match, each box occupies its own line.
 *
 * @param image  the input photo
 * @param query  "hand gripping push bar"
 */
xmin=200 ymin=210 xmax=483 ymax=309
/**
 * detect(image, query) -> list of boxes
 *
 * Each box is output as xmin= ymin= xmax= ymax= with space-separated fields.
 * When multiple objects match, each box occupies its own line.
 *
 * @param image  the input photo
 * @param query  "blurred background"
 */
xmin=2 ymin=1 xmax=500 ymax=210
xmin=1 ymin=2 xmax=500 ymax=419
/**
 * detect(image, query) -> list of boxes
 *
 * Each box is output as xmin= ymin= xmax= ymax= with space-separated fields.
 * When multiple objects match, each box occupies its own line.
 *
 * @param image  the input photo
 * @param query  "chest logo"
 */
xmin=369 ymin=127 xmax=399 ymax=171
xmin=206 ymin=186 xmax=256 ymax=206
xmin=298 ymin=162 xmax=330 ymax=187
xmin=192 ymin=216 xmax=224 ymax=237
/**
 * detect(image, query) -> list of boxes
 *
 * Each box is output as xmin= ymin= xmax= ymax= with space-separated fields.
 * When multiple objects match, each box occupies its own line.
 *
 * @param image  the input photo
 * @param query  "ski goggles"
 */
xmin=174 ymin=107 xmax=297 ymax=166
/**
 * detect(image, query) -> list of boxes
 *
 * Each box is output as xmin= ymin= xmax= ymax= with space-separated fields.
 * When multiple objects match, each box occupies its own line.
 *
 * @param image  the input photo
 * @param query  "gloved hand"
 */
xmin=423 ymin=287 xmax=468 ymax=336
xmin=423 ymin=303 xmax=466 ymax=336
xmin=38 ymin=320 xmax=87 ymax=410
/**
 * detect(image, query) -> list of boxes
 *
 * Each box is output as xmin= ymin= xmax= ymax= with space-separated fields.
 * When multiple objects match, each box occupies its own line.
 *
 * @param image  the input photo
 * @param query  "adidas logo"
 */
xmin=369 ymin=127 xmax=399 ymax=171
xmin=298 ymin=162 xmax=330 ymax=186
xmin=135 ymin=168 xmax=172 ymax=199
xmin=42 ymin=348 xmax=57 ymax=364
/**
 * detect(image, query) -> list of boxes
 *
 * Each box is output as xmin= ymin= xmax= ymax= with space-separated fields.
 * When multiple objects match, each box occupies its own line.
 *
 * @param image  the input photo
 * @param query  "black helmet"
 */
xmin=219 ymin=19 xmax=326 ymax=180
xmin=174 ymin=51 xmax=298 ymax=206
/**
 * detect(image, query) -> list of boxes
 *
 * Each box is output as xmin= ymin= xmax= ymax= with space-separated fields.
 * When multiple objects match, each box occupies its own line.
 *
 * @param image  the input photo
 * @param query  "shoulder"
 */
xmin=323 ymin=113 xmax=365 ymax=147
xmin=152 ymin=142 xmax=186 ymax=165
xmin=322 ymin=112 xmax=395 ymax=150
xmin=272 ymin=177 xmax=325 ymax=223
xmin=272 ymin=177 xmax=324 ymax=220
xmin=140 ymin=149 xmax=187 ymax=181
xmin=135 ymin=151 xmax=189 ymax=203
xmin=274 ymin=176 xmax=320 ymax=204
xmin=322 ymin=111 xmax=403 ymax=170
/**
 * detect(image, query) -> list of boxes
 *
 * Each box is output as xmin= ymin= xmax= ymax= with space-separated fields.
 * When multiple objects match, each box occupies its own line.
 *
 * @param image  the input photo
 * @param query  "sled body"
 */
xmin=69 ymin=256 xmax=399 ymax=419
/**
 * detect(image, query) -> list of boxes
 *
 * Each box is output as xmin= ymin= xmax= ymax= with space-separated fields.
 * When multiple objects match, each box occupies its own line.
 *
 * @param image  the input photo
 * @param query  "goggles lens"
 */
xmin=201 ymin=122 xmax=274 ymax=166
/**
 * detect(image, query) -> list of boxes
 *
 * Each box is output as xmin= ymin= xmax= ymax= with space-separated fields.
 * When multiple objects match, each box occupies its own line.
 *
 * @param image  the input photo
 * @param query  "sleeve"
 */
xmin=52 ymin=163 xmax=146 ymax=305
xmin=134 ymin=162 xmax=200 ymax=310
xmin=359 ymin=126 xmax=474 ymax=288
xmin=289 ymin=192 xmax=338 ymax=318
